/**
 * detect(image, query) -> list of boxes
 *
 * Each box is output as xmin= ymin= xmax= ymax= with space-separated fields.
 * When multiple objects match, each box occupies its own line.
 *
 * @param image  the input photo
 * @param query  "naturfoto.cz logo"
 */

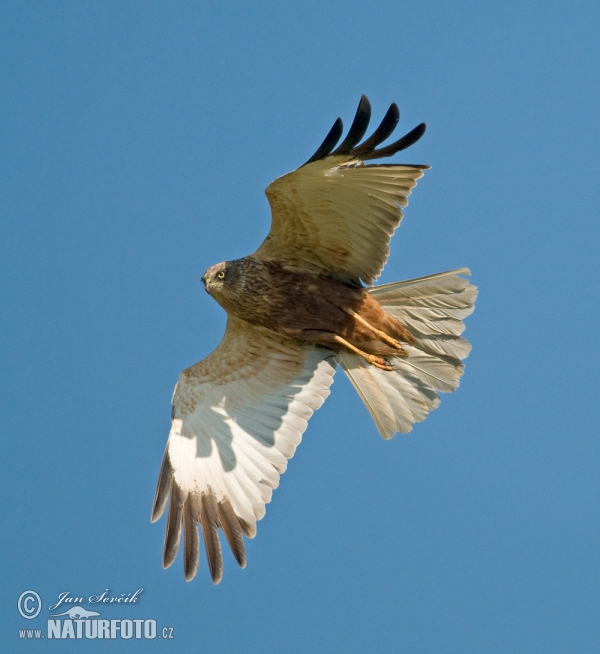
xmin=17 ymin=588 xmax=174 ymax=641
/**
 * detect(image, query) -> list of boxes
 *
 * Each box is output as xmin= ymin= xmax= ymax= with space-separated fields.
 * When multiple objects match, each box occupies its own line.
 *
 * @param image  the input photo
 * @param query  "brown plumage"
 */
xmin=152 ymin=96 xmax=477 ymax=585
xmin=202 ymin=257 xmax=414 ymax=367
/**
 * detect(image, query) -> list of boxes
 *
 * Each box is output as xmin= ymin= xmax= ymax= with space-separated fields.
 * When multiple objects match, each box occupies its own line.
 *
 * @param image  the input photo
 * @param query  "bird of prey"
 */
xmin=151 ymin=96 xmax=477 ymax=584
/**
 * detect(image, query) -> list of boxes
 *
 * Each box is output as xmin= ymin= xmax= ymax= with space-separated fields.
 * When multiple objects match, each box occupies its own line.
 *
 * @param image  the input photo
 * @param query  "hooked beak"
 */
xmin=202 ymin=273 xmax=210 ymax=292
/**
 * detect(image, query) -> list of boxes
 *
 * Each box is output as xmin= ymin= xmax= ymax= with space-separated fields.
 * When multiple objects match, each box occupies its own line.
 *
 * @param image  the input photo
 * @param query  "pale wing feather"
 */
xmin=340 ymin=270 xmax=477 ymax=439
xmin=340 ymin=351 xmax=442 ymax=439
xmin=256 ymin=161 xmax=426 ymax=285
xmin=152 ymin=316 xmax=337 ymax=583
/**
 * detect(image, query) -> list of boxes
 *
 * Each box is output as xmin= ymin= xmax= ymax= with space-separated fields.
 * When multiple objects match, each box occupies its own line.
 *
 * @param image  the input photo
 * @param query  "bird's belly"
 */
xmin=220 ymin=264 xmax=411 ymax=357
xmin=256 ymin=285 xmax=356 ymax=338
xmin=239 ymin=278 xmax=404 ymax=356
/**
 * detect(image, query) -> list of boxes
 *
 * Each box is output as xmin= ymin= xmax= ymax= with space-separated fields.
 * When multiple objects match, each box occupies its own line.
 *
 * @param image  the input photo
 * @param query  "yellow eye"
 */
xmin=217 ymin=271 xmax=225 ymax=279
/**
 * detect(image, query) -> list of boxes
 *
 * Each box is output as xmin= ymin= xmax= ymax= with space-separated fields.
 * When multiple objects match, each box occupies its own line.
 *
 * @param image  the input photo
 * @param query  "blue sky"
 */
xmin=2 ymin=1 xmax=599 ymax=652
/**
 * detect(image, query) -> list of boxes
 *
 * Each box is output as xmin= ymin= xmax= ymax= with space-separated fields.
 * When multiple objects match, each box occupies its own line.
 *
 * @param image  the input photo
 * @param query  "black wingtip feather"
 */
xmin=162 ymin=481 xmax=183 ymax=569
xmin=330 ymin=95 xmax=371 ymax=156
xmin=217 ymin=499 xmax=247 ymax=568
xmin=365 ymin=122 xmax=427 ymax=161
xmin=183 ymin=499 xmax=200 ymax=581
xmin=200 ymin=493 xmax=224 ymax=585
xmin=160 ymin=481 xmax=249 ymax=583
xmin=302 ymin=97 xmax=426 ymax=165
xmin=352 ymin=102 xmax=400 ymax=156
xmin=151 ymin=451 xmax=173 ymax=523
xmin=303 ymin=117 xmax=343 ymax=166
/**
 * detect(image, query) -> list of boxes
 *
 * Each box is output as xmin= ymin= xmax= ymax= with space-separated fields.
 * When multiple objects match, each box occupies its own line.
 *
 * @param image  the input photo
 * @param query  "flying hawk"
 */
xmin=151 ymin=96 xmax=477 ymax=584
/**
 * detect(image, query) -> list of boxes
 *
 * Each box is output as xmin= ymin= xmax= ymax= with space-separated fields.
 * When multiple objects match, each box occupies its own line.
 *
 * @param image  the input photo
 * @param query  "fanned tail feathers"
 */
xmin=340 ymin=268 xmax=477 ymax=439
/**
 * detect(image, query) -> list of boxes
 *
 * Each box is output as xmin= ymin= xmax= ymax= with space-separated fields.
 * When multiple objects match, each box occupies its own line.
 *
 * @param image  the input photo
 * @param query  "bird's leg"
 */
xmin=332 ymin=335 xmax=394 ymax=371
xmin=343 ymin=308 xmax=405 ymax=352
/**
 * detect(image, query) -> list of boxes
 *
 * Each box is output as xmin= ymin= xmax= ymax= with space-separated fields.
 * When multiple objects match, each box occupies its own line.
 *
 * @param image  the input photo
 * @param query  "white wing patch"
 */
xmin=152 ymin=317 xmax=337 ymax=584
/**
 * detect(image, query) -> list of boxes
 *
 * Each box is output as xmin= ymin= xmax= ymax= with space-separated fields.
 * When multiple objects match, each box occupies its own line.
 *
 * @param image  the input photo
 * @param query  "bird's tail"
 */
xmin=339 ymin=268 xmax=477 ymax=439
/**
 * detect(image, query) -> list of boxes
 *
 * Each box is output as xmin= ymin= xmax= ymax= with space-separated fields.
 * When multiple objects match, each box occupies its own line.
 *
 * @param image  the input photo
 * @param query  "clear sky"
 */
xmin=2 ymin=1 xmax=599 ymax=652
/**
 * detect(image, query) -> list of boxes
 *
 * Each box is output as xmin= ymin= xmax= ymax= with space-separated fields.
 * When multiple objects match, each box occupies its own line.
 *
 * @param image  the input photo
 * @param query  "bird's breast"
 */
xmin=221 ymin=262 xmax=361 ymax=340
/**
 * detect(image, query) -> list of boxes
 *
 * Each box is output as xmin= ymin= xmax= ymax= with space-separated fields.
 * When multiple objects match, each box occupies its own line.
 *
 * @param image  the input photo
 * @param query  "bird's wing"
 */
xmin=254 ymin=96 xmax=429 ymax=287
xmin=151 ymin=315 xmax=337 ymax=584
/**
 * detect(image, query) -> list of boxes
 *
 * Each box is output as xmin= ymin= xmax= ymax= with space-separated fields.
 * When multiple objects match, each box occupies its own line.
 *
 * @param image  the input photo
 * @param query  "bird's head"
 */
xmin=202 ymin=261 xmax=228 ymax=295
xmin=202 ymin=260 xmax=247 ymax=305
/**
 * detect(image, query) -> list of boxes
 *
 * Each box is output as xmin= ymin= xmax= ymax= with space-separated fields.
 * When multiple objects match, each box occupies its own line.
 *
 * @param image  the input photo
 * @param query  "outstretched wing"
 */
xmin=254 ymin=96 xmax=429 ymax=287
xmin=151 ymin=315 xmax=337 ymax=584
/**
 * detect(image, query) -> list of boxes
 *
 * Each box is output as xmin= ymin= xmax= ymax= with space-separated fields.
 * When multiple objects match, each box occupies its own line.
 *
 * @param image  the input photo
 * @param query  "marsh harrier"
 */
xmin=151 ymin=96 xmax=477 ymax=583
